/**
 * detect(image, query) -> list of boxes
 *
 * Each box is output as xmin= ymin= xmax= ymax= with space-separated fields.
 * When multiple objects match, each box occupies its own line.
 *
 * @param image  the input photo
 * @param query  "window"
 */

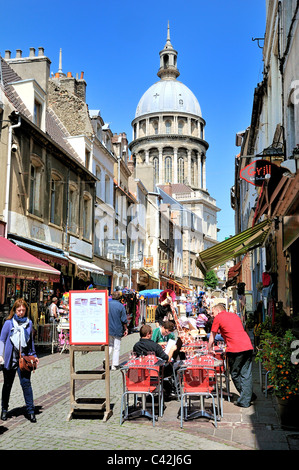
xmin=50 ymin=173 xmax=63 ymax=226
xmin=68 ymin=183 xmax=78 ymax=233
xmin=178 ymin=120 xmax=184 ymax=135
xmin=28 ymin=159 xmax=43 ymax=217
xmin=165 ymin=157 xmax=172 ymax=183
xmin=165 ymin=120 xmax=171 ymax=134
xmin=105 ymin=175 xmax=110 ymax=204
xmin=152 ymin=120 xmax=158 ymax=135
xmin=178 ymin=157 xmax=184 ymax=183
xmin=83 ymin=193 xmax=92 ymax=240
xmin=34 ymin=100 xmax=42 ymax=127
xmin=96 ymin=167 xmax=102 ymax=199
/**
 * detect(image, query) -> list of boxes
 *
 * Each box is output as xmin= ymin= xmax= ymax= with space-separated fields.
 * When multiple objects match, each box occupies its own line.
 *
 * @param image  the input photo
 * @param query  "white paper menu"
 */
xmin=69 ymin=290 xmax=108 ymax=345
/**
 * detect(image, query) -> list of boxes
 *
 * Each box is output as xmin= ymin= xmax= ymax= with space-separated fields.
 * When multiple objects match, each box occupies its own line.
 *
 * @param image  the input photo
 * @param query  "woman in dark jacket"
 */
xmin=0 ymin=298 xmax=39 ymax=422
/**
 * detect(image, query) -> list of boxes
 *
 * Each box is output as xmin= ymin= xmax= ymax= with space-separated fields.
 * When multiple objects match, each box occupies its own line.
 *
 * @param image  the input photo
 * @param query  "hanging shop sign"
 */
xmin=240 ymin=159 xmax=277 ymax=186
xmin=105 ymin=240 xmax=126 ymax=255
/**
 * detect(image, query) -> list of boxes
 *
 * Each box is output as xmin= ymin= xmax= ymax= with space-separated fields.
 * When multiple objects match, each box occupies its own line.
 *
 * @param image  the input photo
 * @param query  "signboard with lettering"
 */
xmin=240 ymin=160 xmax=275 ymax=186
xmin=105 ymin=240 xmax=126 ymax=255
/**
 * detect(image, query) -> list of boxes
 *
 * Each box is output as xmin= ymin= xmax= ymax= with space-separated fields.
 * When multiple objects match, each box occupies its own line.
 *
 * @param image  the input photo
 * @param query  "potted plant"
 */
xmin=256 ymin=329 xmax=299 ymax=429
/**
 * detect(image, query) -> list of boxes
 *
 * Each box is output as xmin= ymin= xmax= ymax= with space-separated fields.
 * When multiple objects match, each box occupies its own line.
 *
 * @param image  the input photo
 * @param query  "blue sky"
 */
xmin=1 ymin=0 xmax=266 ymax=242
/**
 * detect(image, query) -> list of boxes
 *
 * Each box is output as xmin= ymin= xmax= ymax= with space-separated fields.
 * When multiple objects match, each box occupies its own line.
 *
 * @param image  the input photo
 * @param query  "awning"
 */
xmin=68 ymin=255 xmax=104 ymax=275
xmin=196 ymin=219 xmax=272 ymax=275
xmin=11 ymin=239 xmax=69 ymax=265
xmin=141 ymin=269 xmax=159 ymax=283
xmin=0 ymin=237 xmax=61 ymax=282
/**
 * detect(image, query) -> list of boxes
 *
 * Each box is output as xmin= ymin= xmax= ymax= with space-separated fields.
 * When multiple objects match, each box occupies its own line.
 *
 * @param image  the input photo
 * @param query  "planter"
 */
xmin=276 ymin=395 xmax=299 ymax=430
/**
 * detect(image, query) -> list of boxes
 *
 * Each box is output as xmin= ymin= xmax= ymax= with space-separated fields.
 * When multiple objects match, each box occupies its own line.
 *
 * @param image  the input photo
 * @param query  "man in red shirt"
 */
xmin=208 ymin=302 xmax=254 ymax=408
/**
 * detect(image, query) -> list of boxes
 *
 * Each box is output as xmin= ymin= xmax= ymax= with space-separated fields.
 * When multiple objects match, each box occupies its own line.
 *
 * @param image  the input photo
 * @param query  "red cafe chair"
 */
xmin=120 ymin=363 xmax=164 ymax=427
xmin=178 ymin=364 xmax=219 ymax=428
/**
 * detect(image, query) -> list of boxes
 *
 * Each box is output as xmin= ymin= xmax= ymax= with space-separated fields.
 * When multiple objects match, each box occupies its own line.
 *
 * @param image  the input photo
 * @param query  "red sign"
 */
xmin=240 ymin=160 xmax=274 ymax=186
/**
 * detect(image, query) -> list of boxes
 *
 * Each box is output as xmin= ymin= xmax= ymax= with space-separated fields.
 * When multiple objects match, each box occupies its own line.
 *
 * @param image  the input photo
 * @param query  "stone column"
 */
xmin=202 ymin=155 xmax=206 ymax=190
xmin=187 ymin=149 xmax=191 ymax=185
xmin=145 ymin=149 xmax=149 ymax=164
xmin=197 ymin=152 xmax=202 ymax=189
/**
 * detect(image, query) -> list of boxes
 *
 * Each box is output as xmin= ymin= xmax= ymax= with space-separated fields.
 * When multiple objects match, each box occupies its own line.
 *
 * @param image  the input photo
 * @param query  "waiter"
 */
xmin=208 ymin=302 xmax=254 ymax=408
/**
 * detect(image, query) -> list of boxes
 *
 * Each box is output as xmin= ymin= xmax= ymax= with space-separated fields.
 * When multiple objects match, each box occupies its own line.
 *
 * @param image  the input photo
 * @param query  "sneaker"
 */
xmin=111 ymin=365 xmax=119 ymax=371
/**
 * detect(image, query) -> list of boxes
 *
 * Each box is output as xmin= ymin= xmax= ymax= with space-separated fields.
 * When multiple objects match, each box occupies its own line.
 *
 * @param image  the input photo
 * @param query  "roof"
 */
xmin=135 ymin=79 xmax=202 ymax=119
xmin=1 ymin=57 xmax=81 ymax=162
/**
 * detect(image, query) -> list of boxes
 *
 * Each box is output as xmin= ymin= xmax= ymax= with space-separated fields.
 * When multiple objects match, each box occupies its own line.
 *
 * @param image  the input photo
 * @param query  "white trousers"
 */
xmin=108 ymin=335 xmax=121 ymax=366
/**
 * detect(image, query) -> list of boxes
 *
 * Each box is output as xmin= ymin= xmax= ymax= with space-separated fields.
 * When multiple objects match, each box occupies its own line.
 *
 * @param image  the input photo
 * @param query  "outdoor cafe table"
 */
xmin=178 ymin=354 xmax=223 ymax=422
xmin=119 ymin=357 xmax=165 ymax=422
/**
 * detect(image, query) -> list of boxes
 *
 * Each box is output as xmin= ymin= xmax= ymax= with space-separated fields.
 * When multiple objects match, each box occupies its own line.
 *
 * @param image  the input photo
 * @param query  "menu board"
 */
xmin=69 ymin=290 xmax=108 ymax=345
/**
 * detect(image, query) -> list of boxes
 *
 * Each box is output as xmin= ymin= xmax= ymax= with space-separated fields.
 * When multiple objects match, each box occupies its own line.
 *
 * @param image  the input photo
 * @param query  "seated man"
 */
xmin=133 ymin=325 xmax=178 ymax=399
xmin=151 ymin=320 xmax=175 ymax=349
xmin=133 ymin=324 xmax=176 ymax=362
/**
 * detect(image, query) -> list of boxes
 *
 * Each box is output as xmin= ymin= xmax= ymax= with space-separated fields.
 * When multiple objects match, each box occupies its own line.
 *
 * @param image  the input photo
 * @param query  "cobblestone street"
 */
xmin=1 ymin=331 xmax=299 ymax=452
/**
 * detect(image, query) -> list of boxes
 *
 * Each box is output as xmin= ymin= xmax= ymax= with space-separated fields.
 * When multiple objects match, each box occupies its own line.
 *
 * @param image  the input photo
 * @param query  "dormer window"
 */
xmin=34 ymin=100 xmax=42 ymax=127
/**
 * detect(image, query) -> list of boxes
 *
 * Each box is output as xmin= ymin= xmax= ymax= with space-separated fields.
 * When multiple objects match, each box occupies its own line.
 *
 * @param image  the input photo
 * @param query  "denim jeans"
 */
xmin=1 ymin=367 xmax=35 ymax=414
xmin=227 ymin=350 xmax=253 ymax=407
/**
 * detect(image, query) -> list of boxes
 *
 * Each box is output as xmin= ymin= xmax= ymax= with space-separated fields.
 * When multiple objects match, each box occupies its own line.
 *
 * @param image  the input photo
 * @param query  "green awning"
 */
xmin=196 ymin=219 xmax=272 ymax=275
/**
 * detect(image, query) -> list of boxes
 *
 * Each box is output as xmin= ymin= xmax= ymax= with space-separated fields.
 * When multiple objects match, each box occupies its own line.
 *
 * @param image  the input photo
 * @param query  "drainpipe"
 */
xmin=4 ymin=114 xmax=21 ymax=237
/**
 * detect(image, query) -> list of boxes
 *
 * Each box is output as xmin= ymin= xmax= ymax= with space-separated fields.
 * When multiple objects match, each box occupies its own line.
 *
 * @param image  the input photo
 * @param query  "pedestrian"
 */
xmin=185 ymin=300 xmax=193 ymax=317
xmin=48 ymin=296 xmax=59 ymax=323
xmin=207 ymin=302 xmax=255 ymax=408
xmin=155 ymin=294 xmax=175 ymax=328
xmin=108 ymin=291 xmax=128 ymax=370
xmin=0 ymin=298 xmax=39 ymax=423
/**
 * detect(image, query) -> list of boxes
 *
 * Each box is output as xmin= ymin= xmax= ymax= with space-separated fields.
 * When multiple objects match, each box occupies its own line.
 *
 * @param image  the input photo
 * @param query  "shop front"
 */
xmin=0 ymin=237 xmax=61 ymax=329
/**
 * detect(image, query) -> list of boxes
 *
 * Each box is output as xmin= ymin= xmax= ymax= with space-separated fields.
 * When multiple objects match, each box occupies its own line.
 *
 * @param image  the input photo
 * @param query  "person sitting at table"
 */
xmin=133 ymin=325 xmax=178 ymax=399
xmin=133 ymin=324 xmax=176 ymax=362
xmin=151 ymin=321 xmax=175 ymax=349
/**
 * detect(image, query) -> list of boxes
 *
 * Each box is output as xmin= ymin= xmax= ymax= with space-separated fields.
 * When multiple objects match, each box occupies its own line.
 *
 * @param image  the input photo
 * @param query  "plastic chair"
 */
xmin=178 ymin=365 xmax=219 ymax=428
xmin=120 ymin=364 xmax=164 ymax=426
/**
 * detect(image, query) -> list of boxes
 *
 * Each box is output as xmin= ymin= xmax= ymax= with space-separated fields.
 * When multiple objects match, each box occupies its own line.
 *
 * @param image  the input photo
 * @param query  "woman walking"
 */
xmin=0 ymin=298 xmax=39 ymax=422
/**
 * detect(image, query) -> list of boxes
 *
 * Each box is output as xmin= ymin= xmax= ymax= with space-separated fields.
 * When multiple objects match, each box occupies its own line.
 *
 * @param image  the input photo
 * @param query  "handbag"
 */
xmin=19 ymin=336 xmax=38 ymax=372
xmin=19 ymin=355 xmax=38 ymax=372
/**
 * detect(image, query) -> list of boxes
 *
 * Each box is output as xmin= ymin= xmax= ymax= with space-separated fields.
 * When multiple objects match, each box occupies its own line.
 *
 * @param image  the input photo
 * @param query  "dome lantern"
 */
xmin=157 ymin=22 xmax=180 ymax=80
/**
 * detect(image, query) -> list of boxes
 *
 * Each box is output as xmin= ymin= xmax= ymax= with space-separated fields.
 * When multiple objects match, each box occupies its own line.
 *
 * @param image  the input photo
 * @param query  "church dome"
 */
xmin=135 ymin=79 xmax=202 ymax=118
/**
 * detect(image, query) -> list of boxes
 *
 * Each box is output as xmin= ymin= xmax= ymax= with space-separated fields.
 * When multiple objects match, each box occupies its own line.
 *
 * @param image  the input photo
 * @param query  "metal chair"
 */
xmin=120 ymin=363 xmax=164 ymax=427
xmin=178 ymin=364 xmax=219 ymax=428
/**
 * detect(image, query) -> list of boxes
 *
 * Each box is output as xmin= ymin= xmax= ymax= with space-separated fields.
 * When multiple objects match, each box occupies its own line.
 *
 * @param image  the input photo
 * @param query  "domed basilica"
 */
xmin=129 ymin=23 xmax=208 ymax=191
xmin=129 ymin=25 xmax=219 ymax=257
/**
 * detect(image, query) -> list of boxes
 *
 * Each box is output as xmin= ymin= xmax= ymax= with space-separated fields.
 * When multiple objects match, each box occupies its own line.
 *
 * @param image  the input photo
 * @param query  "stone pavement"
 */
xmin=0 ymin=330 xmax=299 ymax=452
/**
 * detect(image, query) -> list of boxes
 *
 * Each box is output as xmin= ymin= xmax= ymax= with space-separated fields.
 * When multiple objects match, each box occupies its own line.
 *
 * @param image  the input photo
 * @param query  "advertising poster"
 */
xmin=69 ymin=290 xmax=108 ymax=345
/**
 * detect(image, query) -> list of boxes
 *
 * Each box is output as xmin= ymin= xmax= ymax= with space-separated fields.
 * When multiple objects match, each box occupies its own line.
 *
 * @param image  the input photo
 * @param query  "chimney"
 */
xmin=163 ymin=183 xmax=172 ymax=197
xmin=5 ymin=47 xmax=51 ymax=94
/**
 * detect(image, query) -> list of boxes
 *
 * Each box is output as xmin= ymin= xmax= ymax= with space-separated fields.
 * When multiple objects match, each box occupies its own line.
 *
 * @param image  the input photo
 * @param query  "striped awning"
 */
xmin=196 ymin=219 xmax=272 ymax=275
